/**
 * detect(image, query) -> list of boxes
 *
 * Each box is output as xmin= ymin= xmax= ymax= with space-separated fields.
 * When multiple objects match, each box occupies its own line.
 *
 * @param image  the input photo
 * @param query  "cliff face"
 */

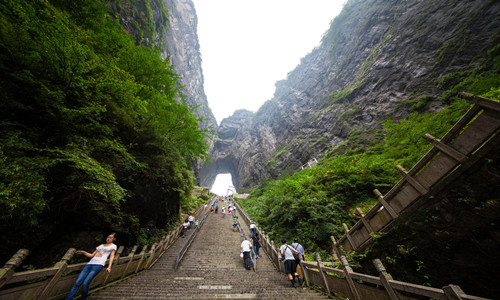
xmin=161 ymin=0 xmax=216 ymax=131
xmin=109 ymin=0 xmax=216 ymax=132
xmin=198 ymin=0 xmax=500 ymax=191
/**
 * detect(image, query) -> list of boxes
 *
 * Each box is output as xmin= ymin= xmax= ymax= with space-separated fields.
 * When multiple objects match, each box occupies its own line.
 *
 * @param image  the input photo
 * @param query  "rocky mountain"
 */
xmin=198 ymin=109 xmax=254 ymax=189
xmin=198 ymin=0 xmax=500 ymax=191
xmin=161 ymin=0 xmax=216 ymax=132
xmin=109 ymin=0 xmax=216 ymax=132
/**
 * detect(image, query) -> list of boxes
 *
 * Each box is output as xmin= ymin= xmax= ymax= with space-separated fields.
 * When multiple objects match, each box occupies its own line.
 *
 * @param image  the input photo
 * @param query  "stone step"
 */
xmin=89 ymin=212 xmax=331 ymax=299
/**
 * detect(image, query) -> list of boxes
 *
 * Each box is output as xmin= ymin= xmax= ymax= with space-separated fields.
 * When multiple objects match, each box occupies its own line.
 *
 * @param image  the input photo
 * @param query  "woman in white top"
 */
xmin=65 ymin=233 xmax=117 ymax=300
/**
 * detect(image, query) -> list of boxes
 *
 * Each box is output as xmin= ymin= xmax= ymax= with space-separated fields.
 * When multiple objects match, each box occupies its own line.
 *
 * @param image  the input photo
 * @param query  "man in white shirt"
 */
xmin=240 ymin=238 xmax=252 ymax=270
xmin=280 ymin=238 xmax=302 ymax=287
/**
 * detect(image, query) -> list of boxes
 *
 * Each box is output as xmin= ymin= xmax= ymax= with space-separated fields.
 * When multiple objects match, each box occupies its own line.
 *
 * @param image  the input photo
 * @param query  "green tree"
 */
xmin=0 ymin=0 xmax=212 ymax=263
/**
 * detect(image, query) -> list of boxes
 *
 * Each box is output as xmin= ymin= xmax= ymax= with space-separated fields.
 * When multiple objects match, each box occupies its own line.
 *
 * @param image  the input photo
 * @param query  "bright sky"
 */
xmin=210 ymin=173 xmax=234 ymax=196
xmin=192 ymin=0 xmax=345 ymax=125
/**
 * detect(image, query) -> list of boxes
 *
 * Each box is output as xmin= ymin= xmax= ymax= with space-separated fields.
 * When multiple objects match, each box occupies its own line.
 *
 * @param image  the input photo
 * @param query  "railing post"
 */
xmin=271 ymin=240 xmax=280 ymax=272
xmin=162 ymin=233 xmax=171 ymax=250
xmin=146 ymin=243 xmax=157 ymax=269
xmin=315 ymin=253 xmax=330 ymax=295
xmin=121 ymin=245 xmax=138 ymax=279
xmin=340 ymin=255 xmax=362 ymax=300
xmin=0 ymin=249 xmax=30 ymax=289
xmin=329 ymin=235 xmax=341 ymax=282
xmin=330 ymin=236 xmax=340 ymax=263
xmin=135 ymin=245 xmax=148 ymax=273
xmin=423 ymin=133 xmax=467 ymax=163
xmin=102 ymin=246 xmax=124 ymax=286
xmin=374 ymin=189 xmax=399 ymax=219
xmin=156 ymin=235 xmax=167 ymax=255
xmin=395 ymin=165 xmax=429 ymax=195
xmin=373 ymin=258 xmax=400 ymax=300
xmin=165 ymin=231 xmax=174 ymax=250
xmin=443 ymin=284 xmax=466 ymax=300
xmin=267 ymin=236 xmax=272 ymax=257
xmin=342 ymin=223 xmax=356 ymax=250
xmin=37 ymin=248 xmax=76 ymax=300
xmin=356 ymin=207 xmax=374 ymax=234
xmin=175 ymin=226 xmax=182 ymax=239
xmin=263 ymin=233 xmax=269 ymax=252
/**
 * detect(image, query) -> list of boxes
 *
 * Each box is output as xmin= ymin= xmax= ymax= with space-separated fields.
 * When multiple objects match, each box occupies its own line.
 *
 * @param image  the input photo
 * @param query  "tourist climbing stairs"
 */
xmin=89 ymin=207 xmax=330 ymax=299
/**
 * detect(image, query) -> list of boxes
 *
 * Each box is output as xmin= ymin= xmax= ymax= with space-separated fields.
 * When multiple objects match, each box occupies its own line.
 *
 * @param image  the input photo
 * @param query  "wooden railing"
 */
xmin=0 ymin=200 xmax=210 ymax=300
xmin=337 ymin=93 xmax=500 ymax=252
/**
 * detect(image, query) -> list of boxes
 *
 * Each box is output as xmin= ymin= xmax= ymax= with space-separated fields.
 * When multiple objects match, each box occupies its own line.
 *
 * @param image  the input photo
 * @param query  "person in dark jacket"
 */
xmin=252 ymin=233 xmax=261 ymax=258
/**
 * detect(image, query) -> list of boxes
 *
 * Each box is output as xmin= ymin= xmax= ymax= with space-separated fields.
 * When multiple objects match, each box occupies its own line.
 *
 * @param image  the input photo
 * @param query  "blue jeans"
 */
xmin=250 ymin=228 xmax=255 ymax=237
xmin=254 ymin=245 xmax=260 ymax=256
xmin=66 ymin=264 xmax=103 ymax=300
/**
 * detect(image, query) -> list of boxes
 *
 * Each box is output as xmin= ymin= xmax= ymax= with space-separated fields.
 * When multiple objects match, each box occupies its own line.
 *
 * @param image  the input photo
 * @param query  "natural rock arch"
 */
xmin=198 ymin=156 xmax=240 ymax=193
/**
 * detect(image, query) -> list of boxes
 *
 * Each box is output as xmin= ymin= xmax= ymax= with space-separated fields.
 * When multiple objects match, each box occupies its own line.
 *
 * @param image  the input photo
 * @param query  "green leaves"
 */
xmin=0 ymin=134 xmax=49 ymax=225
xmin=53 ymin=146 xmax=126 ymax=208
xmin=0 ymin=0 xmax=211 ymax=258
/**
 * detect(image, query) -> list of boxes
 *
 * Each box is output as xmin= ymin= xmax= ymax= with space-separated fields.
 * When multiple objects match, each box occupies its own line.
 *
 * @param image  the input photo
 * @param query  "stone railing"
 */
xmin=233 ymin=209 xmax=257 ymax=271
xmin=174 ymin=198 xmax=214 ymax=270
xmin=0 ymin=199 xmax=211 ymax=300
xmin=337 ymin=93 xmax=500 ymax=253
xmin=233 ymin=202 xmax=490 ymax=300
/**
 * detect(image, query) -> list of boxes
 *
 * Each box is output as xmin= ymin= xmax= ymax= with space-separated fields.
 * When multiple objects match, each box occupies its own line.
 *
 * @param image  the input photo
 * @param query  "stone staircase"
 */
xmin=90 ymin=209 xmax=331 ymax=299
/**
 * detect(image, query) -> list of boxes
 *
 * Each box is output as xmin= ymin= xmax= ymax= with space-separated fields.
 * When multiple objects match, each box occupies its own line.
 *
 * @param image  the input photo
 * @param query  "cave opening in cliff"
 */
xmin=210 ymin=173 xmax=236 ymax=196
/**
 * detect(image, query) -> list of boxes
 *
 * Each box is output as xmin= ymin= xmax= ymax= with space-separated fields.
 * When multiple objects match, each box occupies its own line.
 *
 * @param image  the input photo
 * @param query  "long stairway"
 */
xmin=90 ymin=208 xmax=330 ymax=299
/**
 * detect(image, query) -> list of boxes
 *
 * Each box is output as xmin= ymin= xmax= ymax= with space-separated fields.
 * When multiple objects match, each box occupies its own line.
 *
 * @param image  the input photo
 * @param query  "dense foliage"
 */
xmin=0 ymin=0 xmax=212 ymax=263
xmin=238 ymin=42 xmax=500 ymax=278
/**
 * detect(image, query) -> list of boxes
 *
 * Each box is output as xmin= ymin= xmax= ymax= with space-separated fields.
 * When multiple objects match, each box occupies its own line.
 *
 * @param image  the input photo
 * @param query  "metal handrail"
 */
xmin=234 ymin=207 xmax=256 ymax=272
xmin=174 ymin=198 xmax=214 ymax=270
xmin=238 ymin=221 xmax=256 ymax=271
